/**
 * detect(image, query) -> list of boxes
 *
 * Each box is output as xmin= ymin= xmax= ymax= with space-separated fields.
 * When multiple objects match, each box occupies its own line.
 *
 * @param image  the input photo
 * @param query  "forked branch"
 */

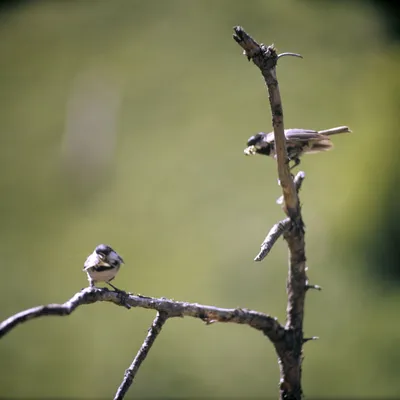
xmin=255 ymin=172 xmax=306 ymax=262
xmin=233 ymin=27 xmax=301 ymax=221
xmin=233 ymin=26 xmax=308 ymax=400
xmin=0 ymin=287 xmax=285 ymax=342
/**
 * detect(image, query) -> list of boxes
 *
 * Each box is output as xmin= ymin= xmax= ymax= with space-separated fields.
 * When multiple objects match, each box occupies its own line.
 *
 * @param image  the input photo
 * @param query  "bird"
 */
xmin=83 ymin=244 xmax=124 ymax=291
xmin=244 ymin=126 xmax=351 ymax=169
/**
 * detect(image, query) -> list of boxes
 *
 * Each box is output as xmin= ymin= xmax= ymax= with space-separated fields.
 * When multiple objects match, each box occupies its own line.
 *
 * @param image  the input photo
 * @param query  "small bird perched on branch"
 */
xmin=244 ymin=126 xmax=351 ymax=169
xmin=83 ymin=244 xmax=124 ymax=291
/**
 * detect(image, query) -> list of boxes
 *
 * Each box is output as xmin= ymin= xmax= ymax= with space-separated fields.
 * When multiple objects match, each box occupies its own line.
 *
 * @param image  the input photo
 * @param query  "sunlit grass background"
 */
xmin=0 ymin=0 xmax=399 ymax=398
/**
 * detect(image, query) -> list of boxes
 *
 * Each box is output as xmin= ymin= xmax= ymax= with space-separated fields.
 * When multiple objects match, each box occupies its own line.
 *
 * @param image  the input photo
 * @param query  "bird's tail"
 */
xmin=318 ymin=126 xmax=352 ymax=136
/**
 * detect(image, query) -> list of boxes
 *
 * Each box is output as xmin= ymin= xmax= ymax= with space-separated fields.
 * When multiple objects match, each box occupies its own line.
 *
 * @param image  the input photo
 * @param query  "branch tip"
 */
xmin=303 ymin=336 xmax=319 ymax=344
xmin=305 ymin=284 xmax=322 ymax=291
xmin=277 ymin=52 xmax=303 ymax=60
xmin=254 ymin=218 xmax=291 ymax=262
xmin=232 ymin=26 xmax=263 ymax=61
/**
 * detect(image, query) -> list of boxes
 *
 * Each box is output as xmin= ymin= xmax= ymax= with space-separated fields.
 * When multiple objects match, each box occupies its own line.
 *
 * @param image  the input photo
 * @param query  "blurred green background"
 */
xmin=0 ymin=0 xmax=399 ymax=398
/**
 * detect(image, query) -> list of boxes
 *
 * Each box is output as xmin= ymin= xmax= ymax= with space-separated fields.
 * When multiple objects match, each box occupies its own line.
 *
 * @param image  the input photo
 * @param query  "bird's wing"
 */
xmin=83 ymin=253 xmax=98 ymax=271
xmin=265 ymin=131 xmax=275 ymax=143
xmin=265 ymin=129 xmax=320 ymax=143
xmin=284 ymin=129 xmax=326 ymax=142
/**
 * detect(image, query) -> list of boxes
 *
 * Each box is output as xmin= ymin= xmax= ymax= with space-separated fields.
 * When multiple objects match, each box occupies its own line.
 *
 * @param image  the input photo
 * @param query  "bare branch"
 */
xmin=305 ymin=283 xmax=322 ymax=291
xmin=114 ymin=312 xmax=168 ymax=400
xmin=277 ymin=52 xmax=303 ymax=59
xmin=0 ymin=287 xmax=285 ymax=342
xmin=234 ymin=26 xmax=308 ymax=400
xmin=276 ymin=171 xmax=306 ymax=206
xmin=303 ymin=336 xmax=319 ymax=344
xmin=255 ymin=172 xmax=306 ymax=262
xmin=233 ymin=26 xmax=302 ymax=221
xmin=254 ymin=218 xmax=291 ymax=262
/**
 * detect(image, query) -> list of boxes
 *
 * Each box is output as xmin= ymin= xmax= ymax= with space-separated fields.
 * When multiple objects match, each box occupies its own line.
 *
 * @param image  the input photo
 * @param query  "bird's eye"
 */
xmin=98 ymin=253 xmax=105 ymax=260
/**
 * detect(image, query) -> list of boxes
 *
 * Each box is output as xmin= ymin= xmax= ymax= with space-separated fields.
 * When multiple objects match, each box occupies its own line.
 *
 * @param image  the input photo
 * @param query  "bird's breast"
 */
xmin=86 ymin=265 xmax=120 ymax=282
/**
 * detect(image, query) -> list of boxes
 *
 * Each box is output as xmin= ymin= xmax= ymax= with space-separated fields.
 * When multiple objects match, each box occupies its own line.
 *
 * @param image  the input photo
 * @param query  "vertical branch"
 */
xmin=233 ymin=26 xmax=308 ymax=400
xmin=263 ymin=64 xmax=300 ymax=219
xmin=114 ymin=312 xmax=168 ymax=400
xmin=255 ymin=171 xmax=306 ymax=262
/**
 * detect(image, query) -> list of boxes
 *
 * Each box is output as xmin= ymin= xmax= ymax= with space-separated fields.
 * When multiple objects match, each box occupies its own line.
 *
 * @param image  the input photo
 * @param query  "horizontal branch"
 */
xmin=0 ymin=287 xmax=285 ymax=342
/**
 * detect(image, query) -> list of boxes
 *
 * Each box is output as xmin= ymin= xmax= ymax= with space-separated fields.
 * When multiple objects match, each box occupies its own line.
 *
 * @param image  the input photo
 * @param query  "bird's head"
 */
xmin=244 ymin=133 xmax=271 ymax=156
xmin=95 ymin=244 xmax=124 ymax=266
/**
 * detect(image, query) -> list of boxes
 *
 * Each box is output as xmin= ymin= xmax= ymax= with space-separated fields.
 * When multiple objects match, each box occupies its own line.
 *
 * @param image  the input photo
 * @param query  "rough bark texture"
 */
xmin=0 ymin=287 xmax=285 ymax=342
xmin=114 ymin=312 xmax=168 ymax=400
xmin=233 ymin=26 xmax=308 ymax=400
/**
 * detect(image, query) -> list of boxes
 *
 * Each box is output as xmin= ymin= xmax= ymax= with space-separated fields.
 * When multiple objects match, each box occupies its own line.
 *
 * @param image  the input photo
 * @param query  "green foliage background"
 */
xmin=0 ymin=0 xmax=399 ymax=398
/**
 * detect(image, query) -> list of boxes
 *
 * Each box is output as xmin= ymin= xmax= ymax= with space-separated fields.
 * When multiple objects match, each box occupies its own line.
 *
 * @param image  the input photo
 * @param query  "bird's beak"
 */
xmin=97 ymin=253 xmax=111 ymax=266
xmin=119 ymin=256 xmax=124 ymax=264
xmin=244 ymin=145 xmax=257 ymax=155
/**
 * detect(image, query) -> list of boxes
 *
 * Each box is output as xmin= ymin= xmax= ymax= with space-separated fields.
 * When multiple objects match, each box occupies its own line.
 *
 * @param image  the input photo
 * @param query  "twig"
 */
xmin=276 ymin=171 xmax=306 ymax=206
xmin=277 ymin=52 xmax=303 ymax=59
xmin=233 ymin=27 xmax=301 ymax=221
xmin=303 ymin=336 xmax=319 ymax=344
xmin=254 ymin=218 xmax=291 ymax=262
xmin=255 ymin=172 xmax=306 ymax=262
xmin=0 ymin=287 xmax=285 ymax=342
xmin=305 ymin=283 xmax=322 ymax=291
xmin=233 ymin=26 xmax=308 ymax=400
xmin=114 ymin=312 xmax=168 ymax=400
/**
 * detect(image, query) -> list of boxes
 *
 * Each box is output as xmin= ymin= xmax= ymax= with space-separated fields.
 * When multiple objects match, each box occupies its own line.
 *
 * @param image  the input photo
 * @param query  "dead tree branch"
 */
xmin=114 ymin=312 xmax=168 ymax=400
xmin=256 ymin=172 xmax=306 ymax=262
xmin=276 ymin=171 xmax=306 ymax=207
xmin=254 ymin=218 xmax=291 ymax=262
xmin=0 ymin=287 xmax=285 ymax=342
xmin=233 ymin=26 xmax=308 ymax=400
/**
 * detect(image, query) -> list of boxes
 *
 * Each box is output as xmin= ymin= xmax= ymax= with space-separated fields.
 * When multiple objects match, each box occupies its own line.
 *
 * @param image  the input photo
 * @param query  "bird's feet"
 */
xmin=106 ymin=283 xmax=132 ymax=309
xmin=289 ymin=158 xmax=301 ymax=171
xmin=106 ymin=282 xmax=124 ymax=292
